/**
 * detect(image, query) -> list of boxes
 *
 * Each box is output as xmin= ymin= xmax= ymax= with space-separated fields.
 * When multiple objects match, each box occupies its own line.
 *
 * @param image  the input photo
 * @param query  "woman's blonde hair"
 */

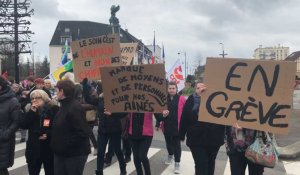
xmin=30 ymin=89 xmax=50 ymax=103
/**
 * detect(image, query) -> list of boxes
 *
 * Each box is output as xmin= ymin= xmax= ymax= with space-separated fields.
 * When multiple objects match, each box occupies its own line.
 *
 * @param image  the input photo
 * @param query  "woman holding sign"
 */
xmin=20 ymin=90 xmax=59 ymax=175
xmin=128 ymin=111 xmax=165 ymax=175
xmin=179 ymin=82 xmax=225 ymax=175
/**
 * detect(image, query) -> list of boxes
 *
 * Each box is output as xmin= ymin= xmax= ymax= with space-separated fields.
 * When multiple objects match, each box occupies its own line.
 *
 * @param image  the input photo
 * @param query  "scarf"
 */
xmin=192 ymin=93 xmax=200 ymax=113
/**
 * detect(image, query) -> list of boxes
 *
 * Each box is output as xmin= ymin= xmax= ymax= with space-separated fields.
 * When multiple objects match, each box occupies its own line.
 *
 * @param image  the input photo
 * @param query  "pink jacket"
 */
xmin=129 ymin=112 xmax=154 ymax=137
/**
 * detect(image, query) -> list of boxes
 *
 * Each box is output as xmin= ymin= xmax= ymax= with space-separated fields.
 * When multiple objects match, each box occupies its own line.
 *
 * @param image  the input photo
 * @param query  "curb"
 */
xmin=278 ymin=141 xmax=300 ymax=159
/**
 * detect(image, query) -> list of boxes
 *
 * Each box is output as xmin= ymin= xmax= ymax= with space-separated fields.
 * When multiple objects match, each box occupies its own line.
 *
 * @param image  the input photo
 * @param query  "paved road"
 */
xmin=9 ymin=128 xmax=300 ymax=175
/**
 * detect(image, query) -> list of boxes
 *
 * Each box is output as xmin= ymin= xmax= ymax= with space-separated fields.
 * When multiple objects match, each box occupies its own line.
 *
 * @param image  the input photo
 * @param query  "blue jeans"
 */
xmin=96 ymin=133 xmax=126 ymax=173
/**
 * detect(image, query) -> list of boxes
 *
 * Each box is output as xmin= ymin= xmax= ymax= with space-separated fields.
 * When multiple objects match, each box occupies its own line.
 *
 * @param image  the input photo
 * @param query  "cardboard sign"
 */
xmin=120 ymin=43 xmax=138 ymax=65
xmin=199 ymin=57 xmax=296 ymax=134
xmin=71 ymin=34 xmax=121 ymax=82
xmin=100 ymin=64 xmax=168 ymax=113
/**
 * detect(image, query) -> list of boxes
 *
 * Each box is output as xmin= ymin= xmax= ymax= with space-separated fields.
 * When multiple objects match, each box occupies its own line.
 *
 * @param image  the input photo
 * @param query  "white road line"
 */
xmin=15 ymin=142 xmax=26 ymax=152
xmin=282 ymin=160 xmax=299 ymax=175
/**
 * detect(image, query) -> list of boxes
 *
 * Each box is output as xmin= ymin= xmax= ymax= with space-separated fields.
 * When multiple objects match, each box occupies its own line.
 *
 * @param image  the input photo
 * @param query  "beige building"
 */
xmin=253 ymin=45 xmax=289 ymax=60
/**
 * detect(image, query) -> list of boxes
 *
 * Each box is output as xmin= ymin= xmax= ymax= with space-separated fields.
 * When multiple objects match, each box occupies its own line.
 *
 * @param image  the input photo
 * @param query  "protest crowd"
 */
xmin=0 ymin=64 xmax=289 ymax=175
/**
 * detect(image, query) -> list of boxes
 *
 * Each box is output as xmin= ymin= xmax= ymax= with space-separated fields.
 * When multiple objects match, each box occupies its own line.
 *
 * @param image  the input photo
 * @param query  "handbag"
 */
xmin=245 ymin=131 xmax=279 ymax=168
xmin=86 ymin=109 xmax=97 ymax=122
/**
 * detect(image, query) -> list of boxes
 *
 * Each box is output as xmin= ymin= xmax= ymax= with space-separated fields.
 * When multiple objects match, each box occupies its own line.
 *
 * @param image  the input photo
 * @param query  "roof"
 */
xmin=49 ymin=20 xmax=146 ymax=46
xmin=285 ymin=51 xmax=300 ymax=61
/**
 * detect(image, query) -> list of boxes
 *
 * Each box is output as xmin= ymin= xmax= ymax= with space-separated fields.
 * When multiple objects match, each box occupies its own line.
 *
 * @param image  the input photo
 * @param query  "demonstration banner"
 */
xmin=100 ymin=64 xmax=168 ymax=113
xmin=199 ymin=57 xmax=296 ymax=134
xmin=120 ymin=43 xmax=138 ymax=65
xmin=71 ymin=34 xmax=121 ymax=82
xmin=166 ymin=59 xmax=185 ymax=92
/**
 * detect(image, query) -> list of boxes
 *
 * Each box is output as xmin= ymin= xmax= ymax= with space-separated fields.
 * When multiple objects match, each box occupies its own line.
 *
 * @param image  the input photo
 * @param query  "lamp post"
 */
xmin=178 ymin=51 xmax=187 ymax=79
xmin=219 ymin=42 xmax=227 ymax=58
xmin=31 ymin=42 xmax=37 ymax=76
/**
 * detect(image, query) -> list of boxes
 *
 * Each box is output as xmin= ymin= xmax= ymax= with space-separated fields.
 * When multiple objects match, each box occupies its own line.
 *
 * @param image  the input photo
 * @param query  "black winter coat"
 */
xmin=0 ymin=89 xmax=21 ymax=169
xmin=51 ymin=97 xmax=91 ymax=157
xmin=179 ymin=94 xmax=225 ymax=147
xmin=20 ymin=102 xmax=59 ymax=163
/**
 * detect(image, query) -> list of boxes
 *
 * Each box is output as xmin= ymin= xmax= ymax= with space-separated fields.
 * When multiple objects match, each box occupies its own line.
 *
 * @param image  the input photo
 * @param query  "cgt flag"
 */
xmin=166 ymin=59 xmax=185 ymax=92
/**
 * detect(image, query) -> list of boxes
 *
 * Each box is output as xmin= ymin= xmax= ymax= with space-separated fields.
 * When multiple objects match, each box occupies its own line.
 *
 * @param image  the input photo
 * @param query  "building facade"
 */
xmin=49 ymin=21 xmax=152 ymax=72
xmin=253 ymin=45 xmax=289 ymax=60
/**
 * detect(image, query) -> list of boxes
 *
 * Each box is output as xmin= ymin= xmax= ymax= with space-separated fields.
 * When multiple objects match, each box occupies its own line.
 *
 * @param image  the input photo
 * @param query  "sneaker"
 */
xmin=174 ymin=162 xmax=180 ymax=174
xmin=93 ymin=148 xmax=98 ymax=156
xmin=124 ymin=156 xmax=131 ymax=163
xmin=164 ymin=155 xmax=173 ymax=165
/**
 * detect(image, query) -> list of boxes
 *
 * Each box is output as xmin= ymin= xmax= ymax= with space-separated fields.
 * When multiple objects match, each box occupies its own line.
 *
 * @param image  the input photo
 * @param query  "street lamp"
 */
xmin=178 ymin=51 xmax=187 ymax=79
xmin=219 ymin=42 xmax=227 ymax=58
xmin=31 ymin=42 xmax=37 ymax=76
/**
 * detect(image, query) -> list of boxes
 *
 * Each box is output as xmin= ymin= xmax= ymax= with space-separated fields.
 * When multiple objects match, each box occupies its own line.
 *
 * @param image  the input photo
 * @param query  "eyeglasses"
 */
xmin=31 ymin=97 xmax=42 ymax=101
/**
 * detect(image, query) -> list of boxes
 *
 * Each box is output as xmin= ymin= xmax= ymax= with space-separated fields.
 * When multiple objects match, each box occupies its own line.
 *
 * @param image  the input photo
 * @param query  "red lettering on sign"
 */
xmin=79 ymin=68 xmax=101 ymax=80
xmin=79 ymin=46 xmax=114 ymax=59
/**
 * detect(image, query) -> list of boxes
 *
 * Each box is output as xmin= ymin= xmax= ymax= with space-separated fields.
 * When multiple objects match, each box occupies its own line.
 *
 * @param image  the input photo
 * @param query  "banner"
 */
xmin=120 ymin=43 xmax=138 ymax=65
xmin=199 ymin=57 xmax=296 ymax=134
xmin=100 ymin=64 xmax=168 ymax=113
xmin=166 ymin=59 xmax=185 ymax=92
xmin=49 ymin=60 xmax=73 ymax=84
xmin=71 ymin=34 xmax=121 ymax=82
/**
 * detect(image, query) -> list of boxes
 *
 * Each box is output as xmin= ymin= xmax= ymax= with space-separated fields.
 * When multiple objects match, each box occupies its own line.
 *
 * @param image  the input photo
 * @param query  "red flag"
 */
xmin=1 ymin=70 xmax=8 ymax=80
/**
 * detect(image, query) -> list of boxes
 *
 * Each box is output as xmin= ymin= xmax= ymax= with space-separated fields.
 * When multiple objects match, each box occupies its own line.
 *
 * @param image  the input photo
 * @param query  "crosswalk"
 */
xmin=8 ymin=139 xmax=300 ymax=175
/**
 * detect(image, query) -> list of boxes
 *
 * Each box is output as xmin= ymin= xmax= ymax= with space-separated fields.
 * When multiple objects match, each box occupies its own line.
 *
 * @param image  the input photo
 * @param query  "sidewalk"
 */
xmin=276 ymin=90 xmax=300 ymax=159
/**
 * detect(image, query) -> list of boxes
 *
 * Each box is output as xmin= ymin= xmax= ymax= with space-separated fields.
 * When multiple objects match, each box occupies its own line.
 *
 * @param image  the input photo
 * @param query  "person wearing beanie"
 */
xmin=0 ymin=77 xmax=21 ymax=175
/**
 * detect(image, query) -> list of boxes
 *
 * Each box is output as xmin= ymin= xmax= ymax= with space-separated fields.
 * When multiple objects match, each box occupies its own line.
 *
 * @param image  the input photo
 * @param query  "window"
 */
xmin=61 ymin=37 xmax=72 ymax=45
xmin=65 ymin=28 xmax=70 ymax=33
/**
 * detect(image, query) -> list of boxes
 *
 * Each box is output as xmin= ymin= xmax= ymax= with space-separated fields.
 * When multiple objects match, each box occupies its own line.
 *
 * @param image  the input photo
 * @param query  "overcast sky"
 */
xmin=29 ymin=0 xmax=300 ymax=71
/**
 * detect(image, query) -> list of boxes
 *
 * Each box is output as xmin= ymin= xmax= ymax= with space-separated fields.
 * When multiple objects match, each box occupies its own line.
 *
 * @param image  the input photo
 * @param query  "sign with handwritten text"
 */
xmin=199 ymin=57 xmax=296 ymax=134
xmin=71 ymin=34 xmax=121 ymax=82
xmin=100 ymin=64 xmax=168 ymax=113
xmin=120 ymin=43 xmax=138 ymax=65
